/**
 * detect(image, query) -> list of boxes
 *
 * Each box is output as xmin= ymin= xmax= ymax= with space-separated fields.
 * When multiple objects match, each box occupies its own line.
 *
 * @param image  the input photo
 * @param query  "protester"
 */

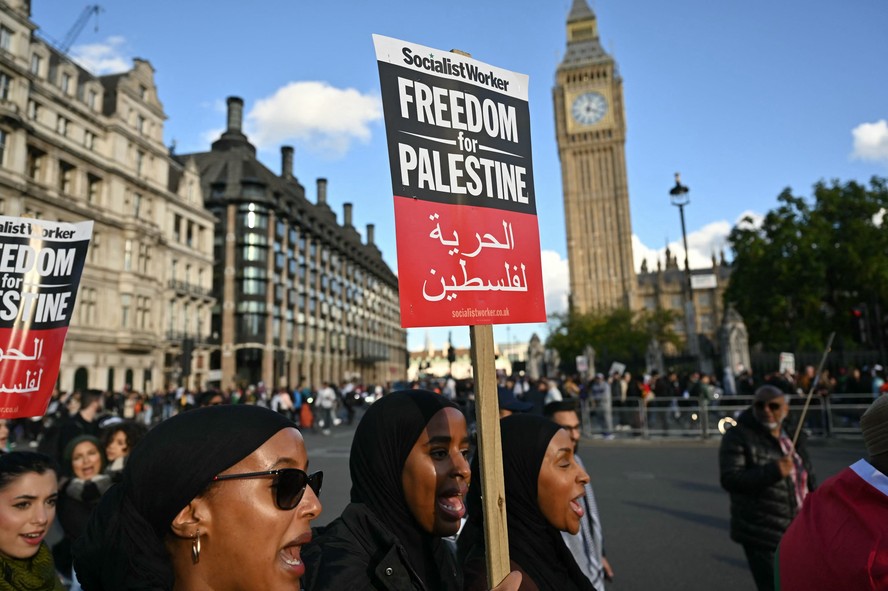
xmin=0 ymin=419 xmax=8 ymax=453
xmin=73 ymin=404 xmax=322 ymax=590
xmin=99 ymin=421 xmax=147 ymax=481
xmin=55 ymin=436 xmax=111 ymax=589
xmin=777 ymin=394 xmax=888 ymax=590
xmin=55 ymin=391 xmax=103 ymax=462
xmin=498 ymin=387 xmax=533 ymax=418
xmin=718 ymin=385 xmax=815 ymax=591
xmin=0 ymin=451 xmax=64 ymax=590
xmin=545 ymin=401 xmax=614 ymax=589
xmin=303 ymin=389 xmax=519 ymax=591
xmin=459 ymin=413 xmax=595 ymax=591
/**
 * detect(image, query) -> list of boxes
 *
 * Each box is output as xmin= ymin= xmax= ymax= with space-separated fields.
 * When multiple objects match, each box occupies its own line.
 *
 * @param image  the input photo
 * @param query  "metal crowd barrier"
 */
xmin=578 ymin=393 xmax=875 ymax=440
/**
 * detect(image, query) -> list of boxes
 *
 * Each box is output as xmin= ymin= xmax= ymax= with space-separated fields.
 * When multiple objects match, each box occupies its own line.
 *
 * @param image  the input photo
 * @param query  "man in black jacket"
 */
xmin=718 ymin=385 xmax=815 ymax=591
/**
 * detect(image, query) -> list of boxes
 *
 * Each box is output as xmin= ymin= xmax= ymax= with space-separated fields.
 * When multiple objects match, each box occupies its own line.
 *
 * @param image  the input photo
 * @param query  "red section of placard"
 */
xmin=0 ymin=327 xmax=67 ymax=418
xmin=395 ymin=196 xmax=546 ymax=328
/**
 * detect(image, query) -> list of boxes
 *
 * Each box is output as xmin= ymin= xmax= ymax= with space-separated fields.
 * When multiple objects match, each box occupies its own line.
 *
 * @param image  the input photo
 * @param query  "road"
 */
xmin=302 ymin=410 xmax=865 ymax=591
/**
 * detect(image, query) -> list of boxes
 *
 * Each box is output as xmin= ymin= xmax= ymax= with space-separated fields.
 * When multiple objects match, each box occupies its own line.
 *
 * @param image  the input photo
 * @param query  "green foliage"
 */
xmin=726 ymin=177 xmax=888 ymax=351
xmin=546 ymin=307 xmax=680 ymax=373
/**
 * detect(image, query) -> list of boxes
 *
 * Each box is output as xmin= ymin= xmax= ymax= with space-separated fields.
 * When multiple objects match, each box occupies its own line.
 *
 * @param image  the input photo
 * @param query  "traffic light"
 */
xmin=447 ymin=344 xmax=456 ymax=364
xmin=850 ymin=305 xmax=869 ymax=344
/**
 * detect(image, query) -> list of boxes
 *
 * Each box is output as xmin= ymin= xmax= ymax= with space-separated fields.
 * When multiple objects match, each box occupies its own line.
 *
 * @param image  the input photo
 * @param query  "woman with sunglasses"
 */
xmin=459 ymin=413 xmax=594 ymax=591
xmin=303 ymin=390 xmax=520 ymax=591
xmin=72 ymin=404 xmax=322 ymax=590
xmin=718 ymin=385 xmax=816 ymax=591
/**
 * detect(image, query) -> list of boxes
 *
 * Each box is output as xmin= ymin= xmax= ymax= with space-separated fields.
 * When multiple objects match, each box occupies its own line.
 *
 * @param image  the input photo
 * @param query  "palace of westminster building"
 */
xmin=0 ymin=0 xmax=407 ymax=393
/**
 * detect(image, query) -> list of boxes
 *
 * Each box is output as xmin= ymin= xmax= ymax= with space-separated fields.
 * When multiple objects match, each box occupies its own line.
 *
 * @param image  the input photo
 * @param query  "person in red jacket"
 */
xmin=777 ymin=394 xmax=888 ymax=590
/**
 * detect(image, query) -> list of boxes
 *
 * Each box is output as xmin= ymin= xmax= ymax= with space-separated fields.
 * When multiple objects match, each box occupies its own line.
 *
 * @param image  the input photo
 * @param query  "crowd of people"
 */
xmin=0 ymin=368 xmax=883 ymax=590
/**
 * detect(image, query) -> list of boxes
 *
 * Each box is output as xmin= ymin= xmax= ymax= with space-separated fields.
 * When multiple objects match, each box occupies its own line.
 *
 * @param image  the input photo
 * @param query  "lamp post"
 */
xmin=669 ymin=173 xmax=700 ymax=362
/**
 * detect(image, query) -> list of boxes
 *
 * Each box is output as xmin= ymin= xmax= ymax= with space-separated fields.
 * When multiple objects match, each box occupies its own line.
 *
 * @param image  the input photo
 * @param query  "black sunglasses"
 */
xmin=754 ymin=400 xmax=783 ymax=412
xmin=213 ymin=469 xmax=323 ymax=510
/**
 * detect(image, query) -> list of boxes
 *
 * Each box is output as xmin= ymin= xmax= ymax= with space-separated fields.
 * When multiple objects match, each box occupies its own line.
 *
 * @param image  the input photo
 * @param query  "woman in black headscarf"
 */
xmin=304 ymin=390 xmax=477 ymax=591
xmin=72 ymin=404 xmax=322 ymax=590
xmin=459 ymin=413 xmax=595 ymax=591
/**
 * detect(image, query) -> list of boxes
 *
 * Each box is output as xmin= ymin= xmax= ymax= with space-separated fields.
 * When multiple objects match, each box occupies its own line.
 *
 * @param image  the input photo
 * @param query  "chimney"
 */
xmin=281 ymin=146 xmax=294 ymax=179
xmin=343 ymin=203 xmax=353 ymax=227
xmin=366 ymin=223 xmax=375 ymax=246
xmin=226 ymin=96 xmax=244 ymax=134
xmin=317 ymin=178 xmax=327 ymax=205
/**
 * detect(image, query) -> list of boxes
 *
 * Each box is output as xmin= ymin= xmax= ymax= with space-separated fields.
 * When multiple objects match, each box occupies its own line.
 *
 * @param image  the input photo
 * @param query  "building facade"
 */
xmin=180 ymin=97 xmax=406 ymax=391
xmin=636 ymin=250 xmax=732 ymax=354
xmin=554 ymin=0 xmax=636 ymax=314
xmin=0 ymin=0 xmax=215 ymax=394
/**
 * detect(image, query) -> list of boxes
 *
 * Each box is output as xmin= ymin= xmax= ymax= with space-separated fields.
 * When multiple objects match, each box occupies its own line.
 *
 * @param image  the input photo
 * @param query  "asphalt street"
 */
xmin=302 ymin=409 xmax=865 ymax=591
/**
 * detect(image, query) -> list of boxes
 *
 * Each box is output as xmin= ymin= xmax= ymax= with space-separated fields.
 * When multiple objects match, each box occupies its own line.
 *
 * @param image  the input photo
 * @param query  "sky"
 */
xmin=31 ymin=0 xmax=888 ymax=352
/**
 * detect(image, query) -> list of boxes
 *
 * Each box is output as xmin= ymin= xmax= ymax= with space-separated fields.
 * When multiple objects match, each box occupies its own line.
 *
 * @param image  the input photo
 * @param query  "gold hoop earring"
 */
xmin=191 ymin=529 xmax=201 ymax=564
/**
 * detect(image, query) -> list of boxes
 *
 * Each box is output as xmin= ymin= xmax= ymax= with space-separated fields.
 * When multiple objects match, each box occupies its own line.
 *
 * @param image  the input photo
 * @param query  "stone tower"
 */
xmin=554 ymin=0 xmax=636 ymax=313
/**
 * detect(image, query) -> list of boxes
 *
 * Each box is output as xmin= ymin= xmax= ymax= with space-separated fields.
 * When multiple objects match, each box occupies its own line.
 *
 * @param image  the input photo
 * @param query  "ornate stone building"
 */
xmin=554 ymin=0 xmax=636 ymax=313
xmin=0 ymin=0 xmax=215 ymax=393
xmin=636 ymin=250 xmax=732 ymax=353
xmin=180 ymin=97 xmax=406 ymax=390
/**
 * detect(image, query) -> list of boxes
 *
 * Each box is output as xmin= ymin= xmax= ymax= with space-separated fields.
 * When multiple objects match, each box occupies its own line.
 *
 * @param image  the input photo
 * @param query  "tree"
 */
xmin=546 ymin=307 xmax=680 ymax=374
xmin=726 ymin=177 xmax=888 ymax=352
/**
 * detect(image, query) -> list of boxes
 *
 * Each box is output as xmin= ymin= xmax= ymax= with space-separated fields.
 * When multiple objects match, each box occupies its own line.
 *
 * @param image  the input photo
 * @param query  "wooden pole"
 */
xmin=470 ymin=324 xmax=510 ymax=585
xmin=791 ymin=332 xmax=835 ymax=449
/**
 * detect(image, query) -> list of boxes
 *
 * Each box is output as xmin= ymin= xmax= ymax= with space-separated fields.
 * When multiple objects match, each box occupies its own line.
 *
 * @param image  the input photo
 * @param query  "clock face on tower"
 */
xmin=571 ymin=92 xmax=608 ymax=126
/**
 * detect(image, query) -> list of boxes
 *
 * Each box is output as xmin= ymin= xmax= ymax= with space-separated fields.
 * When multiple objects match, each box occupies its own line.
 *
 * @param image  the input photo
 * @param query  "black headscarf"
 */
xmin=349 ymin=390 xmax=459 ymax=588
xmin=464 ymin=414 xmax=595 ymax=591
xmin=72 ymin=405 xmax=293 ymax=590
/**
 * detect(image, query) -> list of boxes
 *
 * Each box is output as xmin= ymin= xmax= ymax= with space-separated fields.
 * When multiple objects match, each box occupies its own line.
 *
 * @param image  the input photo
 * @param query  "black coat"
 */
xmin=718 ymin=408 xmax=816 ymax=550
xmin=302 ymin=503 xmax=461 ymax=591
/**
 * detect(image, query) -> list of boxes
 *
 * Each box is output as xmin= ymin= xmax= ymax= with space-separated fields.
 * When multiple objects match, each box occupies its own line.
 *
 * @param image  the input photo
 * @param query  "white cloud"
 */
xmin=245 ymin=81 xmax=382 ymax=156
xmin=70 ymin=36 xmax=130 ymax=75
xmin=540 ymin=249 xmax=570 ymax=315
xmin=632 ymin=216 xmax=749 ymax=272
xmin=851 ymin=120 xmax=888 ymax=165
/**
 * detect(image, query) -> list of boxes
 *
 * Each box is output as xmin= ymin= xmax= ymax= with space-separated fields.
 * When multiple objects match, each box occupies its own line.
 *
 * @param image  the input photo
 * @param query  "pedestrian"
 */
xmin=316 ymin=382 xmax=337 ymax=435
xmin=303 ymin=390 xmax=519 ymax=591
xmin=545 ymin=401 xmax=614 ymax=589
xmin=100 ymin=420 xmax=147 ymax=481
xmin=73 ymin=404 xmax=322 ymax=590
xmin=459 ymin=413 xmax=594 ymax=591
xmin=0 ymin=451 xmax=65 ymax=590
xmin=718 ymin=385 xmax=816 ymax=591
xmin=776 ymin=394 xmax=888 ymax=590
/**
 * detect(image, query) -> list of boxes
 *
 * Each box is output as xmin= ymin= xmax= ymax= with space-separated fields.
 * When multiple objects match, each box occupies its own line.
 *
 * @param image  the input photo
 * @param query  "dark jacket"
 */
xmin=302 ymin=503 xmax=461 ymax=591
xmin=718 ymin=408 xmax=816 ymax=550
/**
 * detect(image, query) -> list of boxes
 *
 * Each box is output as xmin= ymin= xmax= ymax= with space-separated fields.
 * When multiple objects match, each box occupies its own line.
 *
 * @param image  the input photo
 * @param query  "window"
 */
xmin=26 ymin=147 xmax=44 ymax=181
xmin=27 ymin=100 xmax=38 ymax=120
xmin=87 ymin=174 xmax=101 ymax=205
xmin=135 ymin=150 xmax=144 ymax=175
xmin=61 ymin=73 xmax=71 ymax=94
xmin=0 ymin=72 xmax=10 ymax=101
xmin=86 ymin=89 xmax=97 ymax=110
xmin=0 ymin=26 xmax=12 ymax=52
xmin=0 ymin=130 xmax=6 ymax=167
xmin=121 ymin=294 xmax=131 ymax=328
xmin=139 ymin=85 xmax=147 ymax=100
xmin=124 ymin=239 xmax=133 ymax=271
xmin=136 ymin=114 xmax=145 ymax=135
xmin=29 ymin=54 xmax=41 ymax=76
xmin=173 ymin=214 xmax=182 ymax=242
xmin=84 ymin=130 xmax=95 ymax=150
xmin=56 ymin=116 xmax=68 ymax=136
xmin=133 ymin=192 xmax=142 ymax=218
xmin=58 ymin=160 xmax=74 ymax=194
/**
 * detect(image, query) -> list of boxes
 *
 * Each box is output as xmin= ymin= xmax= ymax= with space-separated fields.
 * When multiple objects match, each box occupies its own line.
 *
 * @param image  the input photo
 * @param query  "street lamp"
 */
xmin=669 ymin=173 xmax=700 ymax=361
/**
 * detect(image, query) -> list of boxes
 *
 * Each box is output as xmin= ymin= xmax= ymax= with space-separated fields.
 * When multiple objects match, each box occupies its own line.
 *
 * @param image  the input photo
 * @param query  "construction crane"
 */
xmin=59 ymin=5 xmax=103 ymax=53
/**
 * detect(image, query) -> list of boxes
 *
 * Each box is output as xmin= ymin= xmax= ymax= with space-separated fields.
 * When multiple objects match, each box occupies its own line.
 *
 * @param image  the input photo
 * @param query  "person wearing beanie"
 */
xmin=777 ymin=394 xmax=888 ymax=590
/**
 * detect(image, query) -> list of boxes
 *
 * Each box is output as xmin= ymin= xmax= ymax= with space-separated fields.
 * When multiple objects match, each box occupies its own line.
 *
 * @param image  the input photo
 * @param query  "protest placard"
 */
xmin=0 ymin=217 xmax=92 ymax=418
xmin=373 ymin=34 xmax=546 ymax=328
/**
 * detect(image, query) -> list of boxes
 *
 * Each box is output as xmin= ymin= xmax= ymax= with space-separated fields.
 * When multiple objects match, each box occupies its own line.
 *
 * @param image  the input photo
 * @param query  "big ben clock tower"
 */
xmin=554 ymin=0 xmax=636 ymax=313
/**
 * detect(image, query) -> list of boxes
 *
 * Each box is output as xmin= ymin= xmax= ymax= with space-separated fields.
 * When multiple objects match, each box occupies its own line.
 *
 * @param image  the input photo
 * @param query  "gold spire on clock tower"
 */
xmin=554 ymin=0 xmax=636 ymax=314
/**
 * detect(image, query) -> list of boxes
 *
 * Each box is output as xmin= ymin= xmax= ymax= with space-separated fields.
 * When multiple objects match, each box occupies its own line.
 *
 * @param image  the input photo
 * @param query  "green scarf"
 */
xmin=0 ymin=543 xmax=64 ymax=591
